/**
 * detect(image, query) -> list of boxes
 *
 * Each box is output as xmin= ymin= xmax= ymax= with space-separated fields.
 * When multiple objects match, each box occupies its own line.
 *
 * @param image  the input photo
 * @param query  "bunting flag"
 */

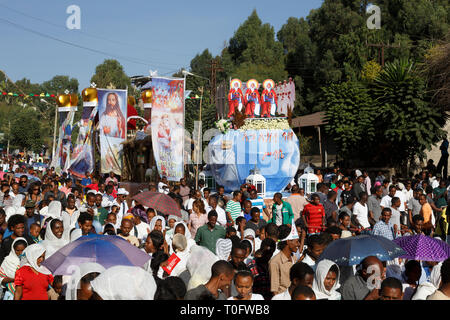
xmin=1 ymin=92 xmax=57 ymax=98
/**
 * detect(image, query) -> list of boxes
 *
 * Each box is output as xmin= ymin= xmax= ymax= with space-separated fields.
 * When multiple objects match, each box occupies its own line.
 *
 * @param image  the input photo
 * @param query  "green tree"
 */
xmin=372 ymin=59 xmax=447 ymax=167
xmin=221 ymin=10 xmax=287 ymax=81
xmin=9 ymin=109 xmax=43 ymax=152
xmin=323 ymin=81 xmax=376 ymax=164
xmin=41 ymin=75 xmax=79 ymax=94
xmin=90 ymin=59 xmax=133 ymax=93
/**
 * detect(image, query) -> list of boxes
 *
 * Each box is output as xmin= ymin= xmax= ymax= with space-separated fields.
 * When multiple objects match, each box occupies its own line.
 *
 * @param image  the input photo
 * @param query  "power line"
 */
xmin=0 ymin=3 xmax=194 ymax=61
xmin=0 ymin=16 xmax=179 ymax=71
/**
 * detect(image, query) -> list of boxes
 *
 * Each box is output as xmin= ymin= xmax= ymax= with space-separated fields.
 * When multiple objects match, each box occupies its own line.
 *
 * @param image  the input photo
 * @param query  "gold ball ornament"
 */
xmin=142 ymin=90 xmax=153 ymax=104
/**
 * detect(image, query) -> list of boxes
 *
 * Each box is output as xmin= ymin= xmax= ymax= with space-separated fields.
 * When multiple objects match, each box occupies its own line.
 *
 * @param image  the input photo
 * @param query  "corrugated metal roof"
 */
xmin=291 ymin=111 xmax=327 ymax=128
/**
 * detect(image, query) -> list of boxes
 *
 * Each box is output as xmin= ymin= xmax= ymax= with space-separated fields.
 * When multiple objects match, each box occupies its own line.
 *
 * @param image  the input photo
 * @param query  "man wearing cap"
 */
xmin=113 ymin=188 xmax=129 ymax=229
xmin=269 ymin=220 xmax=301 ymax=295
xmin=24 ymin=200 xmax=43 ymax=235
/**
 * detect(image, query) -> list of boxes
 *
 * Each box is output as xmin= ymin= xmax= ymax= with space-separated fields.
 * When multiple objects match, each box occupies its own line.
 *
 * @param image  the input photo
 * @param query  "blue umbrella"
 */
xmin=42 ymin=234 xmax=151 ymax=275
xmin=317 ymin=234 xmax=406 ymax=266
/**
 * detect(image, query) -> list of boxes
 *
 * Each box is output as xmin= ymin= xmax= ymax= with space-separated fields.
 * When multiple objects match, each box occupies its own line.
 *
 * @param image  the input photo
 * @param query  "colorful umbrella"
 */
xmin=42 ymin=234 xmax=151 ymax=275
xmin=132 ymin=191 xmax=181 ymax=217
xmin=393 ymin=234 xmax=450 ymax=261
xmin=317 ymin=234 xmax=406 ymax=266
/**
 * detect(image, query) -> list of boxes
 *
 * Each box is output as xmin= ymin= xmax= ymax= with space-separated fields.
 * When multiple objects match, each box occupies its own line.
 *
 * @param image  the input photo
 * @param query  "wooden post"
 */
xmin=195 ymin=87 xmax=204 ymax=190
xmin=317 ymin=125 xmax=323 ymax=167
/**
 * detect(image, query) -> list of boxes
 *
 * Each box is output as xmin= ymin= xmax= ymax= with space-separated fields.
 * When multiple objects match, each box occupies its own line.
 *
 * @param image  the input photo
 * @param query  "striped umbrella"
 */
xmin=132 ymin=191 xmax=181 ymax=217
xmin=42 ymin=234 xmax=151 ymax=275
xmin=393 ymin=234 xmax=450 ymax=261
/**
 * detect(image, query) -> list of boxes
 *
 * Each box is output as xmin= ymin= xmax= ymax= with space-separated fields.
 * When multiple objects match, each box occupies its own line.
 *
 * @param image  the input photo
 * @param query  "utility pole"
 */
xmin=209 ymin=59 xmax=223 ymax=104
xmin=366 ymin=42 xmax=401 ymax=67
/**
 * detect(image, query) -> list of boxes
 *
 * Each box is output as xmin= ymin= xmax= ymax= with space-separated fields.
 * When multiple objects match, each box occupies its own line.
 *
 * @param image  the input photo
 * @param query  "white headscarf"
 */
xmin=5 ymin=206 xmax=16 ymax=222
xmin=174 ymin=221 xmax=191 ymax=240
xmin=215 ymin=238 xmax=232 ymax=261
xmin=12 ymin=194 xmax=25 ymax=210
xmin=411 ymin=262 xmax=443 ymax=300
xmin=41 ymin=218 xmax=70 ymax=258
xmin=186 ymin=244 xmax=218 ymax=290
xmin=0 ymin=237 xmax=27 ymax=278
xmin=20 ymin=243 xmax=52 ymax=275
xmin=46 ymin=201 xmax=62 ymax=219
xmin=90 ymin=266 xmax=157 ymax=300
xmin=149 ymin=216 xmax=166 ymax=232
xmin=312 ymin=259 xmax=341 ymax=300
xmin=65 ymin=262 xmax=105 ymax=300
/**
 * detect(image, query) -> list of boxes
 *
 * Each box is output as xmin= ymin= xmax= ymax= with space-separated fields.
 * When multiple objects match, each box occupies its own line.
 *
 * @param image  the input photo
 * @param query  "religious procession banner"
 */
xmin=274 ymin=79 xmax=295 ymax=116
xmin=68 ymin=106 xmax=98 ymax=178
xmin=51 ymin=109 xmax=76 ymax=174
xmin=150 ymin=77 xmax=184 ymax=181
xmin=97 ymin=89 xmax=127 ymax=175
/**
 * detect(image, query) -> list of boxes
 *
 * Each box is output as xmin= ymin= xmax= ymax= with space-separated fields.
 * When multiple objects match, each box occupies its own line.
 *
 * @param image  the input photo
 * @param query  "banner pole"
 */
xmin=195 ymin=86 xmax=204 ymax=190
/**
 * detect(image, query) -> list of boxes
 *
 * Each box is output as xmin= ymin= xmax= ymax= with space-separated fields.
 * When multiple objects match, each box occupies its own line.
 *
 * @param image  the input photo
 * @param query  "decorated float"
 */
xmin=207 ymin=78 xmax=299 ymax=195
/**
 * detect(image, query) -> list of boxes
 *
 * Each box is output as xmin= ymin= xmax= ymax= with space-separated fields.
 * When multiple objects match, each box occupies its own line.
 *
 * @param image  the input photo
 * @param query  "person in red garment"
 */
xmin=261 ymin=79 xmax=277 ymax=118
xmin=302 ymin=194 xmax=326 ymax=235
xmin=14 ymin=243 xmax=53 ymax=300
xmin=244 ymin=79 xmax=261 ymax=118
xmin=227 ymin=79 xmax=244 ymax=118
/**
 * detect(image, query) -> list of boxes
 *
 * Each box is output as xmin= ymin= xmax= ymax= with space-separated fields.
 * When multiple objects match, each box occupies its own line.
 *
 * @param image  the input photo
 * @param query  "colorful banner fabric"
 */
xmin=97 ymin=89 xmax=127 ymax=175
xmin=150 ymin=77 xmax=185 ymax=181
xmin=68 ymin=106 xmax=98 ymax=178
xmin=51 ymin=108 xmax=76 ymax=174
xmin=207 ymin=129 xmax=300 ymax=193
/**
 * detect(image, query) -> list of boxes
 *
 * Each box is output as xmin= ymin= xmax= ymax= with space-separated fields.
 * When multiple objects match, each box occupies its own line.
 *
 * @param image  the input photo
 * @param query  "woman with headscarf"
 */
xmin=13 ymin=243 xmax=53 ymax=300
xmin=312 ymin=259 xmax=341 ymax=300
xmin=164 ymin=215 xmax=181 ymax=248
xmin=90 ymin=265 xmax=157 ymax=300
xmin=215 ymin=238 xmax=233 ymax=261
xmin=170 ymin=234 xmax=190 ymax=277
xmin=131 ymin=205 xmax=151 ymax=242
xmin=186 ymin=244 xmax=219 ymax=291
xmin=411 ymin=262 xmax=442 ymax=300
xmin=0 ymin=237 xmax=27 ymax=300
xmin=65 ymin=262 xmax=105 ymax=300
xmin=40 ymin=218 xmax=70 ymax=258
xmin=149 ymin=215 xmax=166 ymax=233
xmin=167 ymin=221 xmax=195 ymax=255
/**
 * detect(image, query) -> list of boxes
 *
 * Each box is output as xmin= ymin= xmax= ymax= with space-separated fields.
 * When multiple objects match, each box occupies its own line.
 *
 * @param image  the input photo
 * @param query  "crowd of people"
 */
xmin=0 ymin=154 xmax=449 ymax=301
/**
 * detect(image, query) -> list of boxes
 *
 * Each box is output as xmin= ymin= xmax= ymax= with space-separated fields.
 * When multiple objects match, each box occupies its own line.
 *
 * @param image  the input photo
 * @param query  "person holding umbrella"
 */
xmin=341 ymin=256 xmax=385 ymax=300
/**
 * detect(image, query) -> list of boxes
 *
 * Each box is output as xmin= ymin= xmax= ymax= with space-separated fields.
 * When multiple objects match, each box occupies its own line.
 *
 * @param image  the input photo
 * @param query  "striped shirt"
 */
xmin=249 ymin=197 xmax=266 ymax=218
xmin=226 ymin=199 xmax=242 ymax=222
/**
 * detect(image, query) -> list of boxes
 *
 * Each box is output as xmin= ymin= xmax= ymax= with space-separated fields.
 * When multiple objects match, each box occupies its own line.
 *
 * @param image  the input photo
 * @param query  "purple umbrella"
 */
xmin=394 ymin=234 xmax=450 ymax=261
xmin=42 ymin=234 xmax=151 ymax=275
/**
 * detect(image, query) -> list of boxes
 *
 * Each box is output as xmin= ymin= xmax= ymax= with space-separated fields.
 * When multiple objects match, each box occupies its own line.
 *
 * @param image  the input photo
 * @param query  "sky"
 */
xmin=0 ymin=0 xmax=323 ymax=90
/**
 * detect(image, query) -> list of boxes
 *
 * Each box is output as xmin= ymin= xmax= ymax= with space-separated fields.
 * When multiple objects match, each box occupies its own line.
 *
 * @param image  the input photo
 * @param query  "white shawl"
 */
xmin=312 ymin=259 xmax=341 ymax=300
xmin=41 ymin=218 xmax=70 ymax=258
xmin=20 ymin=243 xmax=52 ymax=275
xmin=0 ymin=237 xmax=27 ymax=278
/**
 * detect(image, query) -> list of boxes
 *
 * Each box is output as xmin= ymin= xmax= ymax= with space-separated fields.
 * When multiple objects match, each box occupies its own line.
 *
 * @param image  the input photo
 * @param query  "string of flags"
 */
xmin=1 ymin=91 xmax=57 ymax=98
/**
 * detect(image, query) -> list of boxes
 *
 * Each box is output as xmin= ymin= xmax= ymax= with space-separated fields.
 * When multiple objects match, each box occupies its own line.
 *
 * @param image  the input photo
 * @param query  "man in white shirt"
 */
xmin=186 ymin=190 xmax=208 ymax=213
xmin=206 ymin=195 xmax=227 ymax=227
xmin=402 ymin=181 xmax=414 ymax=203
xmin=353 ymin=192 xmax=371 ymax=229
xmin=158 ymin=176 xmax=169 ymax=194
xmin=381 ymin=186 xmax=398 ymax=209
xmin=114 ymin=188 xmax=129 ymax=229
xmin=363 ymin=171 xmax=372 ymax=196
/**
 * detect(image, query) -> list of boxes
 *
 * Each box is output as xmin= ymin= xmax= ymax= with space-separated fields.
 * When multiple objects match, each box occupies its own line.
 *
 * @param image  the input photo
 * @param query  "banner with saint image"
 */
xmin=150 ymin=77 xmax=184 ymax=181
xmin=97 ymin=89 xmax=127 ymax=175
